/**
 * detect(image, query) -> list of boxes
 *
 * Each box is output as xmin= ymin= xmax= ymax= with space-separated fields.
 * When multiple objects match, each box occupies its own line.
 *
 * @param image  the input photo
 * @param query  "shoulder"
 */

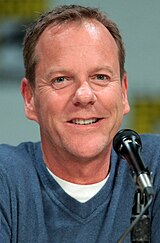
xmin=140 ymin=134 xmax=160 ymax=185
xmin=0 ymin=141 xmax=43 ymax=197
xmin=0 ymin=142 xmax=41 ymax=174
xmin=140 ymin=133 xmax=160 ymax=147
xmin=140 ymin=134 xmax=160 ymax=160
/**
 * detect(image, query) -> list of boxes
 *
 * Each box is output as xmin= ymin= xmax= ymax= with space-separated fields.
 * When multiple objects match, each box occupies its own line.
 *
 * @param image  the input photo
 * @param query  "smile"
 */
xmin=70 ymin=118 xmax=100 ymax=125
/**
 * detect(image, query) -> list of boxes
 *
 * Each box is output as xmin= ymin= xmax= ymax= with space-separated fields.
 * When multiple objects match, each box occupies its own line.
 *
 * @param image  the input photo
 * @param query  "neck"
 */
xmin=41 ymin=141 xmax=112 ymax=185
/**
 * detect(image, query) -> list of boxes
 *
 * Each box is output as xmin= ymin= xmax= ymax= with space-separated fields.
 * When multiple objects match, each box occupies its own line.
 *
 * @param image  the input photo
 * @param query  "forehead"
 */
xmin=36 ymin=19 xmax=118 ymax=56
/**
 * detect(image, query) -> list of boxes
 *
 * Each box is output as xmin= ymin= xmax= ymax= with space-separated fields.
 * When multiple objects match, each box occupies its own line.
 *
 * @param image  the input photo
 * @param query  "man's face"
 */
xmin=22 ymin=20 xmax=130 ymax=161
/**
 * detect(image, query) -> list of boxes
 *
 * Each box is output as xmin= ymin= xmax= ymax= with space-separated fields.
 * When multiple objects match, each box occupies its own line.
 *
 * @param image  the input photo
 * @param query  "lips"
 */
xmin=69 ymin=118 xmax=100 ymax=125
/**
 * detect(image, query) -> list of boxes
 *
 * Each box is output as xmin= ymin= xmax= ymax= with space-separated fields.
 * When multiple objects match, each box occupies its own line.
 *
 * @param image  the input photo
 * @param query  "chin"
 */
xmin=68 ymin=143 xmax=107 ymax=161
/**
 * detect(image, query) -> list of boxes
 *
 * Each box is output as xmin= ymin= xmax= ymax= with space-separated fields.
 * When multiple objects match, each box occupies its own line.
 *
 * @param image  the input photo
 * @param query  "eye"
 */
xmin=51 ymin=76 xmax=73 ymax=89
xmin=91 ymin=74 xmax=111 ymax=87
xmin=96 ymin=74 xmax=109 ymax=81
xmin=55 ymin=77 xmax=65 ymax=83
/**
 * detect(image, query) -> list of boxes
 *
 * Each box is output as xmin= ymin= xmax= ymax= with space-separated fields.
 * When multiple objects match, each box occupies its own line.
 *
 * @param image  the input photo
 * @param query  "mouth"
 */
xmin=68 ymin=118 xmax=101 ymax=125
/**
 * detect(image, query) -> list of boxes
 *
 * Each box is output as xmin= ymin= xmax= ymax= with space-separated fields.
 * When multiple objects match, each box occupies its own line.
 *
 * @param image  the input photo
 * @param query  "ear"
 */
xmin=121 ymin=73 xmax=130 ymax=115
xmin=21 ymin=78 xmax=39 ymax=122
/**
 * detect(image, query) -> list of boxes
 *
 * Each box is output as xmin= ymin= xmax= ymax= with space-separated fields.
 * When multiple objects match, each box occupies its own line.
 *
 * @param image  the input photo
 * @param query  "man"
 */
xmin=0 ymin=5 xmax=160 ymax=242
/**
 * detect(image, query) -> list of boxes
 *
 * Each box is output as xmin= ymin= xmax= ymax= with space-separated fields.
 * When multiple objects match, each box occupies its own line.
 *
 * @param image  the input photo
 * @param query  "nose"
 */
xmin=72 ymin=81 xmax=97 ymax=106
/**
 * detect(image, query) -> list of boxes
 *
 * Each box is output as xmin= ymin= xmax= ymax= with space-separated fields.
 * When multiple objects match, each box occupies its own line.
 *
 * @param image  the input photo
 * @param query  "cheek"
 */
xmin=99 ymin=87 xmax=123 ymax=111
xmin=33 ymin=92 xmax=53 ymax=125
xmin=36 ymin=92 xmax=67 ymax=126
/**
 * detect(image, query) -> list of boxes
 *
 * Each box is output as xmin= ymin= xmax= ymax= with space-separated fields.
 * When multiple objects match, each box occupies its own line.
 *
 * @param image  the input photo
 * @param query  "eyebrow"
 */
xmin=45 ymin=67 xmax=68 ymax=80
xmin=92 ymin=65 xmax=114 ymax=75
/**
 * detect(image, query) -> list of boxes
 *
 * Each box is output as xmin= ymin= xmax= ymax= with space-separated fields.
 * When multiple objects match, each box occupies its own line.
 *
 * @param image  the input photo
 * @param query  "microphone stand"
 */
xmin=113 ymin=129 xmax=154 ymax=243
xmin=131 ymin=189 xmax=151 ymax=243
xmin=117 ymin=175 xmax=153 ymax=243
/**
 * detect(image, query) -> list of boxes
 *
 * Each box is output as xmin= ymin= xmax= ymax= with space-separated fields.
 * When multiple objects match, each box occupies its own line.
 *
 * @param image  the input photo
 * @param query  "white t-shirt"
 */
xmin=48 ymin=168 xmax=109 ymax=203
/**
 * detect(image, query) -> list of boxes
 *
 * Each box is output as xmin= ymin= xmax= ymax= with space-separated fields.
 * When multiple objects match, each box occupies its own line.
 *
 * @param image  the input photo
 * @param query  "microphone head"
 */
xmin=113 ymin=129 xmax=142 ymax=158
xmin=113 ymin=129 xmax=154 ymax=197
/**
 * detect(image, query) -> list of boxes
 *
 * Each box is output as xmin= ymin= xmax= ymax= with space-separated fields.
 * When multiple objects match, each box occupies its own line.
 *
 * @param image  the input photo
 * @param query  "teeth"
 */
xmin=72 ymin=118 xmax=98 ymax=125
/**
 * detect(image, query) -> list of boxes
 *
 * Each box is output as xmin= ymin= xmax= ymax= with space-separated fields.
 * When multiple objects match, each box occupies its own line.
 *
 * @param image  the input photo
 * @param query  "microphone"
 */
xmin=113 ymin=129 xmax=154 ymax=198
